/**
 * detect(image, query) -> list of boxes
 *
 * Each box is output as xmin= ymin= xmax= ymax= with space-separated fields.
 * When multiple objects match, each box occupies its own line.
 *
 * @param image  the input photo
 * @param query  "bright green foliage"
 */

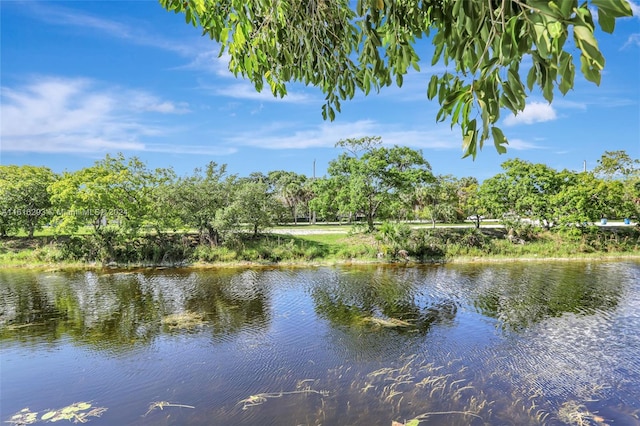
xmin=49 ymin=154 xmax=173 ymax=235
xmin=0 ymin=165 xmax=57 ymax=237
xmin=593 ymin=150 xmax=640 ymax=220
xmin=226 ymin=178 xmax=280 ymax=236
xmin=325 ymin=136 xmax=433 ymax=231
xmin=268 ymin=170 xmax=310 ymax=224
xmin=478 ymin=159 xmax=564 ymax=228
xmin=308 ymin=177 xmax=346 ymax=223
xmin=594 ymin=150 xmax=640 ymax=180
xmin=414 ymin=175 xmax=461 ymax=228
xmin=376 ymin=221 xmax=412 ymax=257
xmin=552 ymin=171 xmax=625 ymax=225
xmin=159 ymin=0 xmax=632 ymax=158
xmin=160 ymin=162 xmax=235 ymax=245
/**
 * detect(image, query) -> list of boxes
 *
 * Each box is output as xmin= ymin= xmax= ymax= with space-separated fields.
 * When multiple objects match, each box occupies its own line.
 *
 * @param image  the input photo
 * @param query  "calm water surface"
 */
xmin=1 ymin=262 xmax=639 ymax=425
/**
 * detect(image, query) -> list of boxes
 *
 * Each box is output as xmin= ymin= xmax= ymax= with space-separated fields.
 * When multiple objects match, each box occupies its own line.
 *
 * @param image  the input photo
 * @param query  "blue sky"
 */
xmin=1 ymin=1 xmax=639 ymax=181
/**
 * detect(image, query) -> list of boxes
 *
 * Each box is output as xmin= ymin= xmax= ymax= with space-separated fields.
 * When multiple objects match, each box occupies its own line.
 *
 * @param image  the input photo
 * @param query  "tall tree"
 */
xmin=160 ymin=162 xmax=235 ymax=245
xmin=594 ymin=150 xmax=640 ymax=180
xmin=552 ymin=171 xmax=625 ymax=225
xmin=49 ymin=154 xmax=173 ymax=235
xmin=327 ymin=137 xmax=433 ymax=231
xmin=268 ymin=170 xmax=309 ymax=224
xmin=414 ymin=176 xmax=460 ymax=228
xmin=478 ymin=159 xmax=563 ymax=228
xmin=160 ymin=0 xmax=633 ymax=157
xmin=0 ymin=165 xmax=57 ymax=237
xmin=226 ymin=178 xmax=280 ymax=236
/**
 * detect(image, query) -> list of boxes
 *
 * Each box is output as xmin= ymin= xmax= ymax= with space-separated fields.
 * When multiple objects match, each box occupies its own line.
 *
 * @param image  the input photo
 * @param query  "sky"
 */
xmin=1 ymin=1 xmax=639 ymax=181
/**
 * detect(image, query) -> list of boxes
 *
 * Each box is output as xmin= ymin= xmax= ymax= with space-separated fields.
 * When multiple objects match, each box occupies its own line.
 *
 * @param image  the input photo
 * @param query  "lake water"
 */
xmin=1 ymin=262 xmax=639 ymax=425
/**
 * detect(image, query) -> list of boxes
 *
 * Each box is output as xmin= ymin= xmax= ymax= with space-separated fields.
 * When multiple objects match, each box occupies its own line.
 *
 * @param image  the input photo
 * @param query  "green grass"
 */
xmin=1 ymin=226 xmax=639 ymax=268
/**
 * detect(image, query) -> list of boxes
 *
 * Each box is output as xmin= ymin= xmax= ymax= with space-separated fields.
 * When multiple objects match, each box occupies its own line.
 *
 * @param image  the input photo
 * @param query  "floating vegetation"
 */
xmin=557 ymin=401 xmax=607 ymax=426
xmin=5 ymin=402 xmax=106 ymax=425
xmin=238 ymin=389 xmax=330 ymax=410
xmin=161 ymin=311 xmax=207 ymax=330
xmin=5 ymin=408 xmax=38 ymax=425
xmin=3 ymin=322 xmax=46 ymax=331
xmin=361 ymin=316 xmax=413 ymax=328
xmin=144 ymin=401 xmax=195 ymax=416
xmin=394 ymin=410 xmax=484 ymax=425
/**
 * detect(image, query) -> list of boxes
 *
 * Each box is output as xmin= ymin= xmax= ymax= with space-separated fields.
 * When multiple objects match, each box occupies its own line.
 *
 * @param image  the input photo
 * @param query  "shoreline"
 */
xmin=2 ymin=253 xmax=639 ymax=272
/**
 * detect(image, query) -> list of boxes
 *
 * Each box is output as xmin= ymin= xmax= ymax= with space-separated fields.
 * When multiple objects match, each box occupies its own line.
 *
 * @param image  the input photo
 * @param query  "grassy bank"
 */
xmin=1 ymin=224 xmax=640 ymax=269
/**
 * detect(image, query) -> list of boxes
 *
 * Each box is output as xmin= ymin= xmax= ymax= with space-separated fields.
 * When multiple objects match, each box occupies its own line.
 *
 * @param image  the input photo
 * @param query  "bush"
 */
xmin=407 ymin=228 xmax=447 ymax=259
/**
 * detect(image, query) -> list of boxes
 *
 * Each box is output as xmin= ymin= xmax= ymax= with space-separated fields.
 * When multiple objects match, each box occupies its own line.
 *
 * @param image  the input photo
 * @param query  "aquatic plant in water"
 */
xmin=144 ymin=401 xmax=195 ymax=416
xmin=237 ymin=388 xmax=330 ymax=410
xmin=161 ymin=311 xmax=207 ymax=330
xmin=5 ymin=402 xmax=107 ymax=425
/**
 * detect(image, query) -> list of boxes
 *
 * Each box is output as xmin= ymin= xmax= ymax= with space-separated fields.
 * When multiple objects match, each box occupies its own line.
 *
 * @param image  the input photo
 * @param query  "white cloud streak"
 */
xmin=503 ymin=102 xmax=558 ymax=126
xmin=226 ymin=120 xmax=463 ymax=151
xmin=27 ymin=2 xmax=196 ymax=56
xmin=506 ymin=139 xmax=546 ymax=150
xmin=629 ymin=0 xmax=640 ymax=18
xmin=0 ymin=76 xmax=204 ymax=155
xmin=623 ymin=33 xmax=640 ymax=49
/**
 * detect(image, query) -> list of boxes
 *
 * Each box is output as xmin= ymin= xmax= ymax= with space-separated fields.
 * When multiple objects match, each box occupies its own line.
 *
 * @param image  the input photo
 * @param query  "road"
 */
xmin=270 ymin=220 xmax=637 ymax=235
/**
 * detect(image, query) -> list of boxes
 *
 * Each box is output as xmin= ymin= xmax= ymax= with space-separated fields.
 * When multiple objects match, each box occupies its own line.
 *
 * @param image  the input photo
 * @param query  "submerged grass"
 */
xmin=161 ymin=311 xmax=207 ymax=330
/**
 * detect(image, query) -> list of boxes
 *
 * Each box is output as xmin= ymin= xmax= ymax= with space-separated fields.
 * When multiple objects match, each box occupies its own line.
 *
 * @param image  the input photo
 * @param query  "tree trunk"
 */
xmin=367 ymin=214 xmax=375 ymax=232
xmin=204 ymin=226 xmax=219 ymax=247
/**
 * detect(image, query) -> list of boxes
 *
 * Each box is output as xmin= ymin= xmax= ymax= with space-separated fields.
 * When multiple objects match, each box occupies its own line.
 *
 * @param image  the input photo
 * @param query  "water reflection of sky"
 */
xmin=1 ymin=262 xmax=639 ymax=425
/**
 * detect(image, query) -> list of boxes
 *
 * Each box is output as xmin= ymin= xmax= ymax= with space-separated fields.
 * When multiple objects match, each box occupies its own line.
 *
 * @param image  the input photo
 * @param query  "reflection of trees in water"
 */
xmin=0 ymin=269 xmax=271 ymax=351
xmin=312 ymin=266 xmax=457 ymax=334
xmin=457 ymin=263 xmax=624 ymax=331
xmin=0 ymin=271 xmax=64 ymax=342
xmin=183 ymin=269 xmax=270 ymax=337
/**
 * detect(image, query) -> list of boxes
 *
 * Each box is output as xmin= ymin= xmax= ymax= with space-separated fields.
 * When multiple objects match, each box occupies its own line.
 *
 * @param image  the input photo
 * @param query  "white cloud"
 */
xmin=629 ymin=0 xmax=640 ymax=18
xmin=506 ymin=139 xmax=545 ymax=150
xmin=28 ymin=2 xmax=196 ymax=56
xmin=0 ymin=76 xmax=193 ymax=154
xmin=554 ymin=99 xmax=588 ymax=110
xmin=227 ymin=120 xmax=377 ymax=149
xmin=623 ymin=33 xmax=640 ymax=49
xmin=226 ymin=120 xmax=462 ymax=150
xmin=179 ymin=51 xmax=232 ymax=77
xmin=143 ymin=144 xmax=237 ymax=156
xmin=503 ymin=102 xmax=557 ymax=126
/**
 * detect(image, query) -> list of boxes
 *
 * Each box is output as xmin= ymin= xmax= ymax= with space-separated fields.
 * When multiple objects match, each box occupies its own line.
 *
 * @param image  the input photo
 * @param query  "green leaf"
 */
xmin=574 ymin=25 xmax=605 ymax=70
xmin=427 ymin=75 xmax=438 ymax=100
xmin=596 ymin=8 xmax=616 ymax=33
xmin=42 ymin=411 xmax=57 ymax=420
xmin=526 ymin=65 xmax=537 ymax=91
xmin=591 ymin=0 xmax=633 ymax=17
xmin=432 ymin=39 xmax=445 ymax=66
xmin=462 ymin=119 xmax=478 ymax=158
xmin=547 ymin=21 xmax=563 ymax=38
xmin=328 ymin=106 xmax=336 ymax=121
xmin=558 ymin=51 xmax=575 ymax=94
xmin=580 ymin=55 xmax=601 ymax=85
xmin=491 ymin=126 xmax=508 ymax=154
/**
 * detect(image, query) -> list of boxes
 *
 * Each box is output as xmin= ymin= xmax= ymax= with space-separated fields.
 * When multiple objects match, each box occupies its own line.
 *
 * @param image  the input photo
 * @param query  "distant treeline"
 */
xmin=1 ymin=138 xmax=639 ymax=244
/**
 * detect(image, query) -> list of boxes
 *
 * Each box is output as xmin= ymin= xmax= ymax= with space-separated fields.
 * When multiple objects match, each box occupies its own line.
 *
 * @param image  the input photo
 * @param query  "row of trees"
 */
xmin=1 ymin=138 xmax=638 ymax=242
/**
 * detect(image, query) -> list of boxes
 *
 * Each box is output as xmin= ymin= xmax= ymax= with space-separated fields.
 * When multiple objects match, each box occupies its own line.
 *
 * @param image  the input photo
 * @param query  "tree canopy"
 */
xmin=160 ymin=0 xmax=633 ymax=158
